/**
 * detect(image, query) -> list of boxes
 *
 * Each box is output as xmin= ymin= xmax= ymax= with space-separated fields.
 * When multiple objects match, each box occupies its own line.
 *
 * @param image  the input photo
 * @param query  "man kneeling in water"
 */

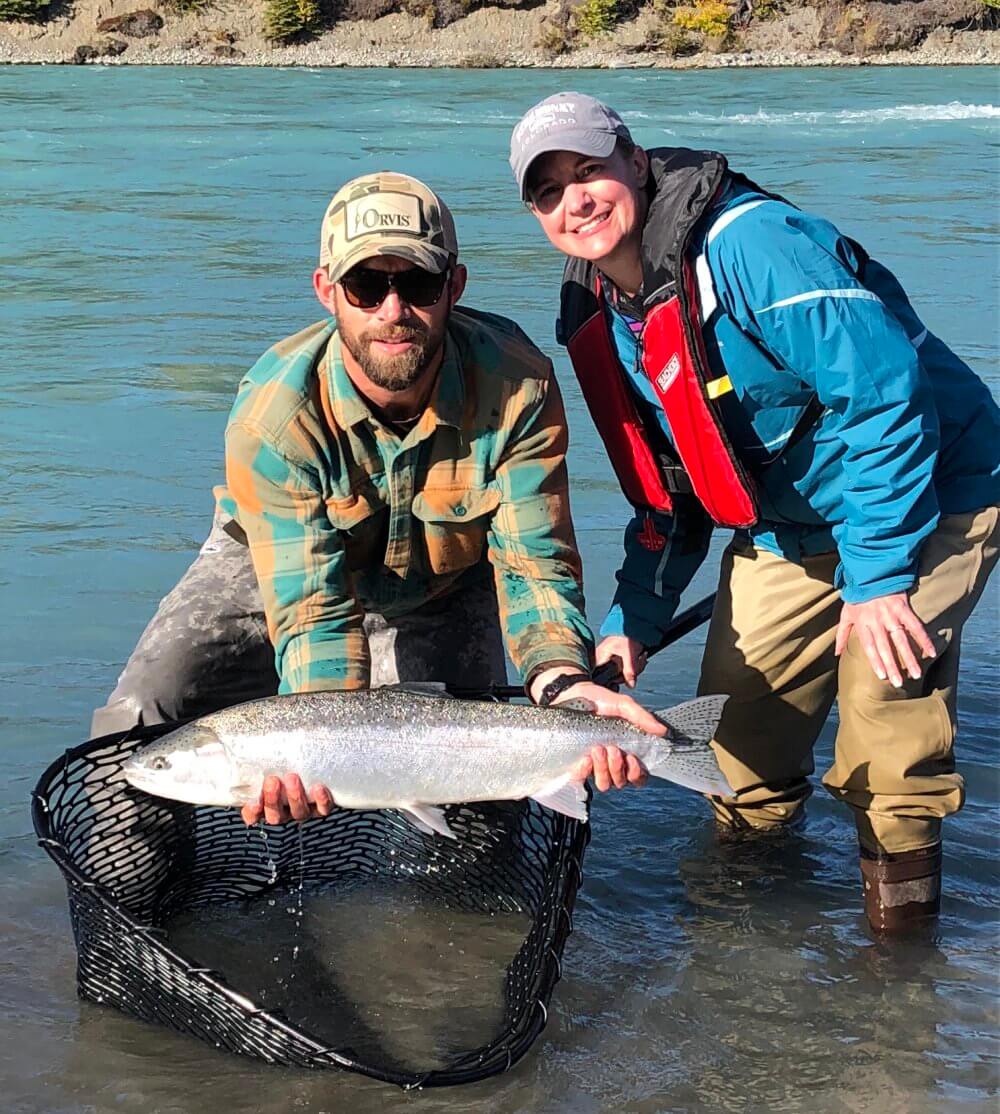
xmin=93 ymin=171 xmax=661 ymax=822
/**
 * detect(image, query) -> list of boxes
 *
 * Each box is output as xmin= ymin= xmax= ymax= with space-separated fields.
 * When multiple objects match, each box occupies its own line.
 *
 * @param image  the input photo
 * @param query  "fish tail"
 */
xmin=645 ymin=694 xmax=733 ymax=797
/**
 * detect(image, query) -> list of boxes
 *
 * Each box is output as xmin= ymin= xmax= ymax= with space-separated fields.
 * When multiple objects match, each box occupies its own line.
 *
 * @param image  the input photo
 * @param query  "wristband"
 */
xmin=535 ymin=671 xmax=592 ymax=708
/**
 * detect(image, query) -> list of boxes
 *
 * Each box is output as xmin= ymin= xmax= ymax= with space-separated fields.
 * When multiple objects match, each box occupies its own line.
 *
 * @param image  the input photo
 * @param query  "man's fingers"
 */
xmin=571 ymin=755 xmax=594 ymax=782
xmin=606 ymin=746 xmax=628 ymax=789
xmin=284 ymin=773 xmax=311 ymax=822
xmin=585 ymin=746 xmax=646 ymax=792
xmin=591 ymin=746 xmax=612 ymax=792
xmin=241 ymin=799 xmax=263 ymax=826
xmin=262 ymin=774 xmax=286 ymax=825
xmin=311 ymin=784 xmax=335 ymax=817
xmin=624 ymin=753 xmax=648 ymax=787
xmin=616 ymin=698 xmax=667 ymax=736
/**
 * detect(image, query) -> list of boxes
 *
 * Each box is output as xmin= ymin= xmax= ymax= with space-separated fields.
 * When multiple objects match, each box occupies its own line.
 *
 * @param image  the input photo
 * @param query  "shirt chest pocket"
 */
xmin=411 ymin=485 xmax=501 ymax=576
xmin=325 ymin=488 xmax=388 ymax=572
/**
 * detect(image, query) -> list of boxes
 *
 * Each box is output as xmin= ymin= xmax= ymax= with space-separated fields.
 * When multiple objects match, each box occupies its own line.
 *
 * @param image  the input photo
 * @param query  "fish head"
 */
xmin=122 ymin=723 xmax=244 ymax=806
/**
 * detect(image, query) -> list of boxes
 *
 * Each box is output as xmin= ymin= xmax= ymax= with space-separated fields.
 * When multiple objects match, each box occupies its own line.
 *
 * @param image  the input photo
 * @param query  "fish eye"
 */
xmin=150 ymin=756 xmax=171 ymax=771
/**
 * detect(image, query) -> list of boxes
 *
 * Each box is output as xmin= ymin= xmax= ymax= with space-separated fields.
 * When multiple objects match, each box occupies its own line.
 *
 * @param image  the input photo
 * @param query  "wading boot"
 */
xmin=859 ymin=844 xmax=942 ymax=935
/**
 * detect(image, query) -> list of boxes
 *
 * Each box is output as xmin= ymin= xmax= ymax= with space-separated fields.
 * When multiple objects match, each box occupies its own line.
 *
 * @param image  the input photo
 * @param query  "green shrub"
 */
xmin=263 ymin=0 xmax=322 ymax=43
xmin=0 ymin=0 xmax=49 ymax=20
xmin=575 ymin=0 xmax=618 ymax=38
xmin=673 ymin=0 xmax=730 ymax=37
xmin=983 ymin=0 xmax=1000 ymax=8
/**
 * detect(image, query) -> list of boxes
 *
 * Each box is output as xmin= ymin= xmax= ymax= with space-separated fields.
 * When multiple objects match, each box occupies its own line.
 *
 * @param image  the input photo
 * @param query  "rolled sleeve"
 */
xmin=487 ymin=373 xmax=594 ymax=681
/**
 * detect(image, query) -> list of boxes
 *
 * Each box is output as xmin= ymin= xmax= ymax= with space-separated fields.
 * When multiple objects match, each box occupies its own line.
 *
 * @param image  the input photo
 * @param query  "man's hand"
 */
xmin=835 ymin=592 xmax=936 ymax=688
xmin=528 ymin=667 xmax=665 ymax=792
xmin=240 ymin=773 xmax=336 ymax=826
xmin=595 ymin=634 xmax=648 ymax=688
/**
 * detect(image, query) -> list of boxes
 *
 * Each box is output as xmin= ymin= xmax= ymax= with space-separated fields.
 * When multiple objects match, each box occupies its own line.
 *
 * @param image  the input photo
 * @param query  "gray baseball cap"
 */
xmin=510 ymin=92 xmax=633 ymax=200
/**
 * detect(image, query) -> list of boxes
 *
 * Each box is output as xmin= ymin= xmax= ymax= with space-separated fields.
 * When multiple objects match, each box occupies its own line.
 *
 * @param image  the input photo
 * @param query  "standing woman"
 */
xmin=509 ymin=93 xmax=1000 ymax=934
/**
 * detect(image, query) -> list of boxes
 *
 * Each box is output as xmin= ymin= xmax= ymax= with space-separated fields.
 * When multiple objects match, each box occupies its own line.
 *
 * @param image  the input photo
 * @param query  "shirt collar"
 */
xmin=323 ymin=322 xmax=466 ymax=432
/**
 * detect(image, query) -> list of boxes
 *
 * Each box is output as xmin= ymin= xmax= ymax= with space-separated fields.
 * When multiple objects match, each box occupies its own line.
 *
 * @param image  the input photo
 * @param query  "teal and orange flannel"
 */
xmin=215 ymin=307 xmax=593 ymax=693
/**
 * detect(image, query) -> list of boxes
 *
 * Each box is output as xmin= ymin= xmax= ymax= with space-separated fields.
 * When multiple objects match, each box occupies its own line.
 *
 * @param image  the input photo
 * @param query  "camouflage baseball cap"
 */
xmin=320 ymin=171 xmax=459 ymax=283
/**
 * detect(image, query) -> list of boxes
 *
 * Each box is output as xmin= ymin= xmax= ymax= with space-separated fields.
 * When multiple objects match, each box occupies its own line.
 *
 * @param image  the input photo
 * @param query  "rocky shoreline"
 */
xmin=2 ymin=1 xmax=998 ymax=67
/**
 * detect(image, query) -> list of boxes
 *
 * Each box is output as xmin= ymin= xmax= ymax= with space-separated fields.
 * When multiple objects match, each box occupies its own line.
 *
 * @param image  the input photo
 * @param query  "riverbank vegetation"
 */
xmin=1 ymin=0 xmax=997 ymax=65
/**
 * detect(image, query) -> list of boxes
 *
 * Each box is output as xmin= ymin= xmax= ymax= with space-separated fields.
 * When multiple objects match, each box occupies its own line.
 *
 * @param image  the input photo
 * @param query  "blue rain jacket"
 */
xmin=599 ymin=181 xmax=1000 ymax=645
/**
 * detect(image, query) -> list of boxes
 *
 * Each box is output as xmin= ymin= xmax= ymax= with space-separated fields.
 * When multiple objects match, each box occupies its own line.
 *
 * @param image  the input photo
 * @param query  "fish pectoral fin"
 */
xmin=398 ymin=804 xmax=457 ymax=839
xmin=530 ymin=776 xmax=589 ymax=823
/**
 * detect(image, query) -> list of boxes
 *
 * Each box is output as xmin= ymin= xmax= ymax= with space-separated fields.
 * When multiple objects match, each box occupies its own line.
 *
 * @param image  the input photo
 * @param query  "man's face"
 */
xmin=526 ymin=146 xmax=649 ymax=265
xmin=326 ymin=256 xmax=461 ymax=392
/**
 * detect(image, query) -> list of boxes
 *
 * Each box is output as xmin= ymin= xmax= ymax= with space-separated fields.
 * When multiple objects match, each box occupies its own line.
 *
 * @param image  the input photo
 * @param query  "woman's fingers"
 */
xmin=897 ymin=605 xmax=937 ymax=663
xmin=889 ymin=626 xmax=922 ymax=682
xmin=838 ymin=594 xmax=937 ymax=685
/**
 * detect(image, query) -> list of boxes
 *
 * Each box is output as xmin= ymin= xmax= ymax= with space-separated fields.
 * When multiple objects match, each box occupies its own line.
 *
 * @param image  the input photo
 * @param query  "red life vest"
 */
xmin=559 ymin=149 xmax=793 ymax=529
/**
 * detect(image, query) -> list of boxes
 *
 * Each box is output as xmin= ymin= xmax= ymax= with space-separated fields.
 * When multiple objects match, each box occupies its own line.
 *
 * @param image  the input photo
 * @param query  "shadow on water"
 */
xmin=166 ymin=879 xmax=533 ymax=1075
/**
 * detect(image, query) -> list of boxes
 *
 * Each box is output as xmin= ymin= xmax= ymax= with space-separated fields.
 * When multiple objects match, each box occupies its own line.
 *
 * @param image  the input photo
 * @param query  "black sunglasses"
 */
xmin=339 ymin=266 xmax=450 ymax=310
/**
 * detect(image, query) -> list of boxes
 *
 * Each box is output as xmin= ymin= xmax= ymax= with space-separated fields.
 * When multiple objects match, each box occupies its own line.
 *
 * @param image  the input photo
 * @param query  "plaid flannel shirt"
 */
xmin=214 ymin=307 xmax=593 ymax=693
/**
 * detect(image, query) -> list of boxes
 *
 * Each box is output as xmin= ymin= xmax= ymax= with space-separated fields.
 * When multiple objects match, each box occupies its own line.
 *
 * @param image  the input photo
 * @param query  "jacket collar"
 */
xmin=639 ymin=147 xmax=728 ymax=304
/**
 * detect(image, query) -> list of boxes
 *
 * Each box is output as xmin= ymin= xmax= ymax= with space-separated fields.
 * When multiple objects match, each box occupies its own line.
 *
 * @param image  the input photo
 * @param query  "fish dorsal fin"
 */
xmin=531 ymin=775 xmax=589 ymax=822
xmin=398 ymin=804 xmax=457 ymax=839
xmin=654 ymin=694 xmax=728 ymax=747
xmin=383 ymin=682 xmax=455 ymax=699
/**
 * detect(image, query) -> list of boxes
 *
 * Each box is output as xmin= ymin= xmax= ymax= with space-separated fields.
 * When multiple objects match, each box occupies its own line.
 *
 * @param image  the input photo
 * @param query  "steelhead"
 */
xmin=122 ymin=687 xmax=731 ymax=837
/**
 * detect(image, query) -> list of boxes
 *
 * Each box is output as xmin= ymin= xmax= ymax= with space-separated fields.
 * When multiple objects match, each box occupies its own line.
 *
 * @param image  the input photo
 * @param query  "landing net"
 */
xmin=32 ymin=721 xmax=590 ymax=1088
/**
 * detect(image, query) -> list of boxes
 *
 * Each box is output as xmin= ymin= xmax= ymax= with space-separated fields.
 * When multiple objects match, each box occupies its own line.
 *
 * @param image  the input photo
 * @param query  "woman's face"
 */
xmin=525 ymin=145 xmax=649 ymax=265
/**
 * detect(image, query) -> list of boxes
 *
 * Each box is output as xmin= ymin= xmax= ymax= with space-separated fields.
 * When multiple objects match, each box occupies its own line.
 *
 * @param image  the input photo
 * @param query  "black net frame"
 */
xmin=32 ymin=721 xmax=591 ymax=1089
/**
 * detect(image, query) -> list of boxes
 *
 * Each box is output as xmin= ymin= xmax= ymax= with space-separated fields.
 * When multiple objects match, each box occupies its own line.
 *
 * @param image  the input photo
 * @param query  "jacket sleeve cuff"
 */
xmin=278 ymin=635 xmax=369 ymax=694
xmin=517 ymin=640 xmax=593 ymax=686
xmin=838 ymin=573 xmax=917 ymax=605
xmin=599 ymin=599 xmax=678 ymax=648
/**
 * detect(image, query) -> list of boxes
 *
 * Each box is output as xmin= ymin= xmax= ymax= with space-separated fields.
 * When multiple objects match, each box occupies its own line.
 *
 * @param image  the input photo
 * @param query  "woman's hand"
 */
xmin=835 ymin=592 xmax=936 ymax=688
xmin=595 ymin=634 xmax=648 ymax=688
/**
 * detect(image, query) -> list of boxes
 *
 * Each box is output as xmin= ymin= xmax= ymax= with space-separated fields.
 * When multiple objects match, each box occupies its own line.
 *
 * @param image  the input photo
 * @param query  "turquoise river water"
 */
xmin=0 ymin=65 xmax=997 ymax=1113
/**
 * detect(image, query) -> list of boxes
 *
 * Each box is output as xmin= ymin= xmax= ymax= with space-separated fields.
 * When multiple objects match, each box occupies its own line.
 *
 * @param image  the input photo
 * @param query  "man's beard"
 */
xmin=340 ymin=313 xmax=447 ymax=392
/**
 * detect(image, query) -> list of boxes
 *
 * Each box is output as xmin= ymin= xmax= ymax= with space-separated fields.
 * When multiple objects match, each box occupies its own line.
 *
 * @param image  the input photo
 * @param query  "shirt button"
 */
xmin=454 ymin=505 xmax=467 ymax=517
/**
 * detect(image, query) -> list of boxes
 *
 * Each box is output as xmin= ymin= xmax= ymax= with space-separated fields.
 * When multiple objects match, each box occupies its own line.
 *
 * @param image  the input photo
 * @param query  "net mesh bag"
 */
xmin=32 ymin=721 xmax=591 ymax=1088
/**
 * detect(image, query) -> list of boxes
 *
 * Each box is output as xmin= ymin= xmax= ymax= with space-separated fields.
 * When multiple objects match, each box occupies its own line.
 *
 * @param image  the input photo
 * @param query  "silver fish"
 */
xmin=122 ymin=686 xmax=731 ymax=838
